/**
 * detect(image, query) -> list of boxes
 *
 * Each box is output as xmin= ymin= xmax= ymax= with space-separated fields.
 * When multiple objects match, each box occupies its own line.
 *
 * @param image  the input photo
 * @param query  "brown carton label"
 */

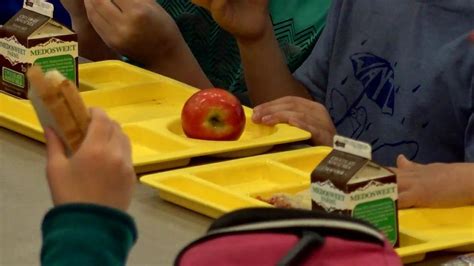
xmin=312 ymin=150 xmax=368 ymax=190
xmin=3 ymin=9 xmax=49 ymax=42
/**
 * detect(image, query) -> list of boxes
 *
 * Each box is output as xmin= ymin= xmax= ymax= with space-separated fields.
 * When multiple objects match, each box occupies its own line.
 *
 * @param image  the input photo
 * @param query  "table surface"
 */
xmin=0 ymin=127 xmax=465 ymax=265
xmin=0 ymin=127 xmax=212 ymax=265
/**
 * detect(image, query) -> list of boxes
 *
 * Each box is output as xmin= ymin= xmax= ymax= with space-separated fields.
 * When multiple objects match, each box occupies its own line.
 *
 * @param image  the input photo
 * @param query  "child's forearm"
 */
xmin=237 ymin=17 xmax=311 ymax=105
xmin=145 ymin=35 xmax=213 ymax=89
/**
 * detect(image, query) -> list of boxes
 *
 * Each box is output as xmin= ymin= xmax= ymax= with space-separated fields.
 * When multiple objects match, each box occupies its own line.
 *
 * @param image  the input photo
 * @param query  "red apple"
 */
xmin=181 ymin=88 xmax=246 ymax=141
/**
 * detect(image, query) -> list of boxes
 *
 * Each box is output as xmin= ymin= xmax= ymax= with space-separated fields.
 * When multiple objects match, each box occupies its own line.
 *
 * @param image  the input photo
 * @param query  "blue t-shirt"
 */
xmin=0 ymin=0 xmax=71 ymax=27
xmin=294 ymin=0 xmax=474 ymax=166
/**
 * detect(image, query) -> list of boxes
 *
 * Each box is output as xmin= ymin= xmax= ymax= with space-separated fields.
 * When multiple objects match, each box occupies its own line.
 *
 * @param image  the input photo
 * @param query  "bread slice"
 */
xmin=27 ymin=66 xmax=90 ymax=155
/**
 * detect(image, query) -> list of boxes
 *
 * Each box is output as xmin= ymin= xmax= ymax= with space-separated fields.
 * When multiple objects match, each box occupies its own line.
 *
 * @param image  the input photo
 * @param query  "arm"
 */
xmin=42 ymin=204 xmax=137 ymax=266
xmin=237 ymin=18 xmax=312 ymax=105
xmin=41 ymin=108 xmax=137 ymax=265
xmin=193 ymin=0 xmax=337 ymax=146
xmin=394 ymin=31 xmax=474 ymax=209
xmin=144 ymin=34 xmax=213 ymax=89
xmin=192 ymin=0 xmax=310 ymax=105
xmin=394 ymin=155 xmax=474 ymax=209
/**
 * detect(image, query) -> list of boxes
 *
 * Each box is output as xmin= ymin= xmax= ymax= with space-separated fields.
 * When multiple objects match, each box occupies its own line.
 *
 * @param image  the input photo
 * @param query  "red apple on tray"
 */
xmin=181 ymin=88 xmax=246 ymax=141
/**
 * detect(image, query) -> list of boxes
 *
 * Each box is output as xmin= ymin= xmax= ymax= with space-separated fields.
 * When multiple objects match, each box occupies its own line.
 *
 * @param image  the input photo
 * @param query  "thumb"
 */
xmin=396 ymin=154 xmax=420 ymax=169
xmin=45 ymin=128 xmax=67 ymax=163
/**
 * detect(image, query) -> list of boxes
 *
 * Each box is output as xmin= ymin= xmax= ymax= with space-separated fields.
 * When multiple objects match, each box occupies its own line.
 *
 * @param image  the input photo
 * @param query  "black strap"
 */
xmin=277 ymin=230 xmax=325 ymax=266
xmin=211 ymin=208 xmax=378 ymax=232
xmin=210 ymin=208 xmax=384 ymax=245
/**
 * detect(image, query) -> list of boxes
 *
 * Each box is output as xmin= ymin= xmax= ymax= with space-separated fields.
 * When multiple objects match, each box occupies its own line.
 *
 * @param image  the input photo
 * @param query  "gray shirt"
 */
xmin=294 ymin=0 xmax=474 ymax=166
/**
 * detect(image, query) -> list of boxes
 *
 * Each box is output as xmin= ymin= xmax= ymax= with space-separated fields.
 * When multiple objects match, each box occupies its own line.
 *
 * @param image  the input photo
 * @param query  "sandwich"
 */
xmin=27 ymin=66 xmax=90 ymax=155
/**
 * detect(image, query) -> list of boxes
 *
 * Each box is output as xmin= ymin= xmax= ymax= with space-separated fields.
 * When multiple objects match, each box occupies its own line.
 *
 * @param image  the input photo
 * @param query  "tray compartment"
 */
xmin=122 ymin=125 xmax=191 ymax=159
xmin=398 ymin=207 xmax=474 ymax=240
xmin=81 ymin=83 xmax=193 ymax=124
xmin=192 ymin=160 xmax=308 ymax=195
xmin=79 ymin=61 xmax=159 ymax=90
xmin=276 ymin=148 xmax=331 ymax=175
xmin=144 ymin=175 xmax=270 ymax=218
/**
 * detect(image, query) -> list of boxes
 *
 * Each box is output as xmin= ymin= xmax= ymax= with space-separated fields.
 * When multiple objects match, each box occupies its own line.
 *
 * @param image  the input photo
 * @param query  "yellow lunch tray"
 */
xmin=0 ymin=60 xmax=311 ymax=173
xmin=140 ymin=146 xmax=474 ymax=264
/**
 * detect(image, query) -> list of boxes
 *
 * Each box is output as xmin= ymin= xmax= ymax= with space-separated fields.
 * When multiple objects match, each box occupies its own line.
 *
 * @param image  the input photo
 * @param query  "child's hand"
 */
xmin=45 ymin=108 xmax=136 ymax=211
xmin=60 ymin=0 xmax=87 ymax=19
xmin=252 ymin=96 xmax=336 ymax=146
xmin=192 ymin=0 xmax=270 ymax=42
xmin=83 ymin=0 xmax=181 ymax=67
xmin=393 ymin=155 xmax=474 ymax=209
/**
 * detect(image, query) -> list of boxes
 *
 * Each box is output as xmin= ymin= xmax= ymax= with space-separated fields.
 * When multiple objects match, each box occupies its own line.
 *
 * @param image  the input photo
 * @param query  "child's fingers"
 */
xmin=252 ymin=97 xmax=304 ymax=122
xmin=396 ymin=154 xmax=422 ymax=169
xmin=288 ymin=117 xmax=328 ymax=145
xmin=84 ymin=0 xmax=119 ymax=39
xmin=45 ymin=128 xmax=67 ymax=163
xmin=259 ymin=96 xmax=321 ymax=117
xmin=253 ymin=97 xmax=292 ymax=112
xmin=108 ymin=121 xmax=132 ymax=159
xmin=113 ymin=0 xmax=139 ymax=10
xmin=396 ymin=172 xmax=416 ymax=192
xmin=260 ymin=110 xmax=304 ymax=125
xmin=191 ymin=0 xmax=211 ymax=9
xmin=256 ymin=103 xmax=295 ymax=121
xmin=207 ymin=0 xmax=230 ymax=19
xmin=90 ymin=0 xmax=122 ymax=20
xmin=287 ymin=117 xmax=314 ymax=139
xmin=45 ymin=128 xmax=68 ymax=194
xmin=82 ymin=108 xmax=114 ymax=146
xmin=396 ymin=155 xmax=411 ymax=168
xmin=398 ymin=191 xmax=416 ymax=209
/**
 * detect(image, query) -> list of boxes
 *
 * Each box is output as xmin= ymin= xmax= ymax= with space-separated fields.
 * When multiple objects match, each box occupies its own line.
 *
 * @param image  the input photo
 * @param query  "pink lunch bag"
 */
xmin=175 ymin=208 xmax=402 ymax=266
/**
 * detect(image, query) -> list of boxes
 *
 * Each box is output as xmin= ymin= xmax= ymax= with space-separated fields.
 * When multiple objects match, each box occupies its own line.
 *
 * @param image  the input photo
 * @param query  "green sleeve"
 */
xmin=41 ymin=204 xmax=138 ymax=266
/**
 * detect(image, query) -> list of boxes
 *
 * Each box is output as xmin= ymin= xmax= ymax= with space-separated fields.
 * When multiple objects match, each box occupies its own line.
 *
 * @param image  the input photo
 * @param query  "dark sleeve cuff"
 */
xmin=41 ymin=204 xmax=137 ymax=266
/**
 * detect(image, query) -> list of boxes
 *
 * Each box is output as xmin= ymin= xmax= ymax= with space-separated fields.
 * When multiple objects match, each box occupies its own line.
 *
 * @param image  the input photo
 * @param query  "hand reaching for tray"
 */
xmin=45 ymin=108 xmax=136 ymax=211
xmin=252 ymin=96 xmax=336 ymax=147
xmin=393 ymin=155 xmax=474 ymax=209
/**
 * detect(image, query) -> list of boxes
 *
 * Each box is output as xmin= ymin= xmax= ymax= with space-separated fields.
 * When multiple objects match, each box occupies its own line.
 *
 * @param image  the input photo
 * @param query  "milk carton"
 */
xmin=311 ymin=135 xmax=399 ymax=246
xmin=0 ymin=0 xmax=78 ymax=98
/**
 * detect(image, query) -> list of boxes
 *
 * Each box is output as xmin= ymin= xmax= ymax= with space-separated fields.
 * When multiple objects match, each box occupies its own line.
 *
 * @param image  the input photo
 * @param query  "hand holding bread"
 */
xmin=27 ymin=66 xmax=90 ymax=154
xmin=44 ymin=109 xmax=136 ymax=211
xmin=27 ymin=66 xmax=136 ymax=211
